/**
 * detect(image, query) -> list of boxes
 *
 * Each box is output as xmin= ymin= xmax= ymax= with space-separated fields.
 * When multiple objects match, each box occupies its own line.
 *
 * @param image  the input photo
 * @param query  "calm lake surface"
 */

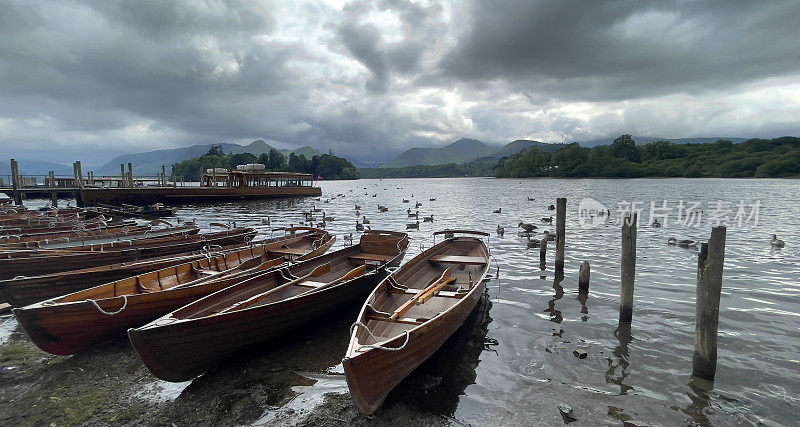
xmin=4 ymin=177 xmax=800 ymax=425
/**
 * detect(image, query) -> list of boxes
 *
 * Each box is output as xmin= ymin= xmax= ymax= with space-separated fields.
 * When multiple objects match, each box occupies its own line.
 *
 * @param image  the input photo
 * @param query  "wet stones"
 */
xmin=558 ymin=403 xmax=578 ymax=423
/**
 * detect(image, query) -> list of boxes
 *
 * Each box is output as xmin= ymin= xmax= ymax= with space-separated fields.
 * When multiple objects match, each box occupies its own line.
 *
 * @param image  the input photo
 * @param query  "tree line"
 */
xmin=173 ymin=145 xmax=359 ymax=181
xmin=495 ymin=135 xmax=800 ymax=178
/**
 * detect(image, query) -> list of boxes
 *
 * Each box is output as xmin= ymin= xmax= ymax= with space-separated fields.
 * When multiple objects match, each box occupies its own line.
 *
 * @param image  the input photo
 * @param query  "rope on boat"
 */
xmin=88 ymin=295 xmax=128 ymax=316
xmin=350 ymin=321 xmax=410 ymax=352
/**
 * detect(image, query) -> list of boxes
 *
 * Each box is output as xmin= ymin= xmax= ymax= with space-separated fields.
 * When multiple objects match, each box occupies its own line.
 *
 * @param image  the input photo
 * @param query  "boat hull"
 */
xmin=342 ymin=280 xmax=485 ymax=414
xmin=128 ymin=271 xmax=383 ymax=382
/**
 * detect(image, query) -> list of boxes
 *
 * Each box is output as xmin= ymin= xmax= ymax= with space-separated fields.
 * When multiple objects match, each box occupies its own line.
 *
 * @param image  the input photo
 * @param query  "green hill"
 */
xmin=381 ymin=138 xmax=495 ymax=168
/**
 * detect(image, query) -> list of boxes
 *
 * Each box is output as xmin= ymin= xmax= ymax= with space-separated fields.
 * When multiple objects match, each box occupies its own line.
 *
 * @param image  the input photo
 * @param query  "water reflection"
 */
xmin=545 ymin=271 xmax=565 ymax=324
xmin=682 ymin=375 xmax=715 ymax=425
xmin=606 ymin=325 xmax=634 ymax=395
xmin=382 ymin=289 xmax=495 ymax=416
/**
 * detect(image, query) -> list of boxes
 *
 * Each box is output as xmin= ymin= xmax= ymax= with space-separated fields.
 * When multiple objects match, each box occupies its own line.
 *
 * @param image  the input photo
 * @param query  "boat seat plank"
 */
xmin=349 ymin=253 xmax=395 ymax=262
xmin=394 ymin=289 xmax=465 ymax=299
xmin=267 ymin=247 xmax=307 ymax=256
xmin=428 ymin=255 xmax=486 ymax=265
xmin=295 ymin=280 xmax=327 ymax=288
xmin=194 ymin=268 xmax=220 ymax=278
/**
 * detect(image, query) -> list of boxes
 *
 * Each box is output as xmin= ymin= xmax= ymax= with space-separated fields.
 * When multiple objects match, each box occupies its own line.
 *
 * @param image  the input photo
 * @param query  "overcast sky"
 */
xmin=2 ymin=0 xmax=800 ymax=165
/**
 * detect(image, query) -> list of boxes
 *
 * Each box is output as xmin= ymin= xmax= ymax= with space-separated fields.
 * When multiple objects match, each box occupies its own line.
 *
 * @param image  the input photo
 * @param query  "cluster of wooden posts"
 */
xmin=542 ymin=198 xmax=726 ymax=381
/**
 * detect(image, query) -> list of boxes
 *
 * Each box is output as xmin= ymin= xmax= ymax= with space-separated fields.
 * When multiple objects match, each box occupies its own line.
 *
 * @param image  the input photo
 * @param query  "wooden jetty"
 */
xmin=0 ymin=159 xmax=321 ymax=206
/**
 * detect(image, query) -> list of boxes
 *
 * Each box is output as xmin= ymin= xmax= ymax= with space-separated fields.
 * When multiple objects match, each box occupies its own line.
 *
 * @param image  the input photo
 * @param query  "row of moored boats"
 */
xmin=0 ymin=205 xmax=492 ymax=414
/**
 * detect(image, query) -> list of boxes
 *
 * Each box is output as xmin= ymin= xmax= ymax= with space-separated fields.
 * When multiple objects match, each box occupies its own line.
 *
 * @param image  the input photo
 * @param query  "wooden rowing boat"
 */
xmin=0 ymin=225 xmax=155 ymax=249
xmin=342 ymin=230 xmax=491 ymax=414
xmin=129 ymin=230 xmax=409 ymax=382
xmin=13 ymin=228 xmax=334 ymax=355
xmin=0 ymin=229 xmax=319 ymax=307
xmin=0 ymin=227 xmax=255 ymax=280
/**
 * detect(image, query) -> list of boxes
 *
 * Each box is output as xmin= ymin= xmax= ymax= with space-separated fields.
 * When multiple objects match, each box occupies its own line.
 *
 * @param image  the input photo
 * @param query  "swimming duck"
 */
xmin=406 ymin=221 xmax=419 ymax=230
xmin=402 ymin=199 xmax=409 ymax=203
xmin=497 ymin=225 xmax=505 ymax=236
xmin=261 ymin=216 xmax=270 ymax=226
xmin=362 ymin=216 xmax=370 ymax=224
xmin=493 ymin=208 xmax=502 ymax=214
xmin=408 ymin=210 xmax=419 ymax=218
xmin=527 ymin=197 xmax=535 ymax=201
xmin=430 ymin=198 xmax=436 ymax=201
xmin=526 ymin=236 xmax=541 ymax=249
xmin=542 ymin=230 xmax=556 ymax=241
xmin=355 ymin=204 xmax=361 ymax=210
xmin=518 ymin=222 xmax=538 ymax=232
xmin=415 ymin=202 xmax=422 ymax=208
xmin=541 ymin=216 xmax=553 ymax=224
xmin=652 ymin=219 xmax=661 ymax=228
xmin=771 ymin=234 xmax=785 ymax=248
xmin=668 ymin=237 xmax=697 ymax=248
xmin=423 ymin=214 xmax=434 ymax=222
xmin=548 ymin=204 xmax=555 ymax=210
xmin=356 ymin=221 xmax=364 ymax=231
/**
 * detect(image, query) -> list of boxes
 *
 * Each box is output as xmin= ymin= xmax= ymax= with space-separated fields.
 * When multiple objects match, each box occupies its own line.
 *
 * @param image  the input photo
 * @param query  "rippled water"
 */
xmin=10 ymin=177 xmax=800 ymax=425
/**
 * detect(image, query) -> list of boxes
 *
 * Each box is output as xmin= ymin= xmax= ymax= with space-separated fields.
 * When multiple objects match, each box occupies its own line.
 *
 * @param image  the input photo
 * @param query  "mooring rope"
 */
xmin=88 ymin=295 xmax=128 ymax=316
xmin=350 ymin=321 xmax=410 ymax=352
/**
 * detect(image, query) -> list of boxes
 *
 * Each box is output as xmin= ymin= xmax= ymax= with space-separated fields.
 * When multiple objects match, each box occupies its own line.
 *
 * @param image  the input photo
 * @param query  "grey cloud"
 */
xmin=440 ymin=0 xmax=800 ymax=101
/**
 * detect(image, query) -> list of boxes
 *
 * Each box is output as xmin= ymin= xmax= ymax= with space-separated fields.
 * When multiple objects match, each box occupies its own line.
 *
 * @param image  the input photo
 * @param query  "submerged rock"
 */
xmin=573 ymin=349 xmax=588 ymax=359
xmin=558 ymin=403 xmax=578 ymax=423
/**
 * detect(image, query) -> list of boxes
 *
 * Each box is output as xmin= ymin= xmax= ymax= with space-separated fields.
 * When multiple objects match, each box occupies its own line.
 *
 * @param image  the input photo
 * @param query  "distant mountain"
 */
xmin=380 ymin=138 xmax=569 ymax=168
xmin=92 ymin=140 xmax=322 ymax=176
xmin=0 ymin=159 xmax=74 ymax=176
xmin=579 ymin=136 xmax=748 ymax=147
xmin=381 ymin=138 xmax=495 ymax=168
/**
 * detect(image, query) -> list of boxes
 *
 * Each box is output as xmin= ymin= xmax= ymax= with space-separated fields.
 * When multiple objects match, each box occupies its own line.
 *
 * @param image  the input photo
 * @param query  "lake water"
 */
xmin=4 ymin=177 xmax=799 ymax=425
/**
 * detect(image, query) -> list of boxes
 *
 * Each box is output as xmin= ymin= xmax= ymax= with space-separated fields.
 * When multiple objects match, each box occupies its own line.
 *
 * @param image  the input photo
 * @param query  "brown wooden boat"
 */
xmin=342 ymin=230 xmax=491 ymax=414
xmin=0 ymin=227 xmax=257 ymax=280
xmin=13 ymin=228 xmax=334 ymax=355
xmin=0 ymin=224 xmax=154 ymax=248
xmin=0 ymin=229 xmax=322 ymax=307
xmin=0 ymin=217 xmax=135 ymax=236
xmin=129 ymin=230 xmax=409 ymax=382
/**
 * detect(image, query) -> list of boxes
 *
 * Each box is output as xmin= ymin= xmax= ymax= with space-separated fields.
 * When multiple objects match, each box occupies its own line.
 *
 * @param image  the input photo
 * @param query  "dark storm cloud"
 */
xmin=440 ymin=0 xmax=800 ymax=101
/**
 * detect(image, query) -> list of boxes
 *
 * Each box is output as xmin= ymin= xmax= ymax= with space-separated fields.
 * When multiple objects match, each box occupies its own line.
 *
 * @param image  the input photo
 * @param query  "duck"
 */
xmin=526 ymin=236 xmax=541 ymax=249
xmin=362 ymin=216 xmax=370 ymax=224
xmin=542 ymin=230 xmax=555 ymax=241
xmin=667 ymin=237 xmax=697 ymax=248
xmin=423 ymin=214 xmax=434 ymax=222
xmin=344 ymin=233 xmax=353 ymax=246
xmin=770 ymin=234 xmax=785 ymax=248
xmin=493 ymin=208 xmax=502 ymax=214
xmin=430 ymin=198 xmax=436 ymax=201
xmin=355 ymin=204 xmax=362 ymax=210
xmin=541 ymin=216 xmax=553 ymax=224
xmin=406 ymin=221 xmax=419 ymax=230
xmin=356 ymin=221 xmax=364 ymax=231
xmin=415 ymin=201 xmax=422 ymax=208
xmin=402 ymin=199 xmax=409 ymax=203
xmin=548 ymin=204 xmax=555 ymax=210
xmin=652 ymin=219 xmax=662 ymax=228
xmin=408 ymin=210 xmax=419 ymax=219
xmin=261 ymin=216 xmax=270 ymax=226
xmin=496 ymin=225 xmax=505 ymax=236
xmin=527 ymin=197 xmax=535 ymax=201
xmin=518 ymin=222 xmax=538 ymax=232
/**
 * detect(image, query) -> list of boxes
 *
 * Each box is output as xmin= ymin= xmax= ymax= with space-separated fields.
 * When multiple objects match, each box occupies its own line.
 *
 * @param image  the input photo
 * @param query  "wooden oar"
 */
xmin=391 ymin=267 xmax=453 ymax=319
xmin=217 ymin=263 xmax=331 ymax=314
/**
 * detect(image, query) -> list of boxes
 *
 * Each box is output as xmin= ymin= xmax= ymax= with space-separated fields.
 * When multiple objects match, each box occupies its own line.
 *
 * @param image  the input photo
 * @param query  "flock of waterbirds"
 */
xmin=252 ymin=182 xmax=786 ymax=251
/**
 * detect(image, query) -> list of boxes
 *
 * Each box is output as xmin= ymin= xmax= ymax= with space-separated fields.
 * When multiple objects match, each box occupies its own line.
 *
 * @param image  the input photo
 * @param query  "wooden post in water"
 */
xmin=120 ymin=164 xmax=125 ymax=187
xmin=539 ymin=238 xmax=547 ymax=270
xmin=693 ymin=226 xmax=726 ymax=380
xmin=75 ymin=161 xmax=84 ymax=189
xmin=127 ymin=163 xmax=133 ymax=187
xmin=171 ymin=164 xmax=177 ymax=188
xmin=619 ymin=213 xmax=637 ymax=324
xmin=555 ymin=197 xmax=566 ymax=273
xmin=579 ymin=261 xmax=590 ymax=294
xmin=10 ymin=159 xmax=21 ymax=205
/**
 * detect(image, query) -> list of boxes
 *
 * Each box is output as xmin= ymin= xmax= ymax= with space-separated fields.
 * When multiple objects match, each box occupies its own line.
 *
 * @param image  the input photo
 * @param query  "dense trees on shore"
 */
xmin=495 ymin=136 xmax=800 ymax=178
xmin=173 ymin=146 xmax=359 ymax=181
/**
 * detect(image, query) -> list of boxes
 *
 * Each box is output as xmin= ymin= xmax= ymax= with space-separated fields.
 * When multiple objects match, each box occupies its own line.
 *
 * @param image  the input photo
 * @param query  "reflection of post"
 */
xmin=619 ymin=213 xmax=637 ymax=325
xmin=579 ymin=261 xmax=590 ymax=294
xmin=555 ymin=197 xmax=566 ymax=272
xmin=606 ymin=324 xmax=634 ymax=394
xmin=693 ymin=226 xmax=726 ymax=380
